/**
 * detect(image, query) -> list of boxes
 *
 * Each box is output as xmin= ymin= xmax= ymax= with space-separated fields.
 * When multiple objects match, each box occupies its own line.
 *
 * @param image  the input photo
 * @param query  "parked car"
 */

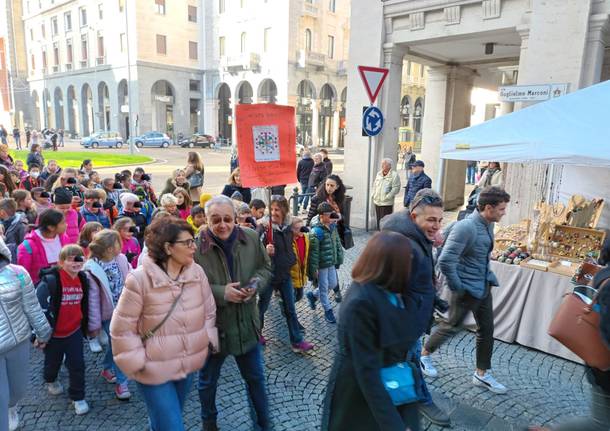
xmin=133 ymin=131 xmax=173 ymax=148
xmin=81 ymin=131 xmax=124 ymax=149
xmin=178 ymin=133 xmax=216 ymax=148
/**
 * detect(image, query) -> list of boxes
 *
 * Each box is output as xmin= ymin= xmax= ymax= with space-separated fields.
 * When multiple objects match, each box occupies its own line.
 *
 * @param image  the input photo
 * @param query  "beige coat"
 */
xmin=110 ymin=255 xmax=217 ymax=385
xmin=372 ymin=169 xmax=401 ymax=206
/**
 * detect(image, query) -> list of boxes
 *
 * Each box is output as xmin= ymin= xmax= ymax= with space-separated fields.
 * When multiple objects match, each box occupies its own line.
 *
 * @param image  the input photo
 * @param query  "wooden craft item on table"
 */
xmin=549 ymin=225 xmax=606 ymax=261
xmin=565 ymin=195 xmax=605 ymax=228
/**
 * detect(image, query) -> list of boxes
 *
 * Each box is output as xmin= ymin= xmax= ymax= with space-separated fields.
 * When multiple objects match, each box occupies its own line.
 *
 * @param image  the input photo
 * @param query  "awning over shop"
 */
xmin=440 ymin=80 xmax=610 ymax=167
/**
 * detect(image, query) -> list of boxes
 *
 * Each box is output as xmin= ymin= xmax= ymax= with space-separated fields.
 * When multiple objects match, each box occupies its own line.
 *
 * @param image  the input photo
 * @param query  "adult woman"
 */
xmin=476 ymin=162 xmax=503 ymax=188
xmin=161 ymin=169 xmax=191 ymax=196
xmin=26 ymin=144 xmax=44 ymax=170
xmin=173 ymin=187 xmax=192 ymax=220
xmin=80 ymin=159 xmax=93 ymax=179
xmin=0 ymin=145 xmax=13 ymax=170
xmin=184 ymin=152 xmax=204 ymax=201
xmin=111 ymin=217 xmax=217 ymax=431
xmin=221 ymin=168 xmax=251 ymax=204
xmin=322 ymin=231 xmax=421 ymax=431
xmin=0 ymin=166 xmax=16 ymax=198
xmin=0 ymin=237 xmax=51 ymax=431
xmin=153 ymin=193 xmax=181 ymax=219
xmin=307 ymin=174 xmax=346 ymax=226
xmin=17 ymin=208 xmax=69 ymax=284
xmin=257 ymin=196 xmax=313 ymax=352
xmin=85 ymin=229 xmax=132 ymax=400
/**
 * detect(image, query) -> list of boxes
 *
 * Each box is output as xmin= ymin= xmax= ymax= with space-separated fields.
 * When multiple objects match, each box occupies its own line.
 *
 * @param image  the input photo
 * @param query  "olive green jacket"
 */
xmin=194 ymin=227 xmax=272 ymax=356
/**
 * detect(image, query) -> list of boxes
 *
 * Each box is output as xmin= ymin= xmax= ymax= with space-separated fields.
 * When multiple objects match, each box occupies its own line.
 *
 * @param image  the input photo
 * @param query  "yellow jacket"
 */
xmin=186 ymin=215 xmax=201 ymax=235
xmin=290 ymin=235 xmax=310 ymax=289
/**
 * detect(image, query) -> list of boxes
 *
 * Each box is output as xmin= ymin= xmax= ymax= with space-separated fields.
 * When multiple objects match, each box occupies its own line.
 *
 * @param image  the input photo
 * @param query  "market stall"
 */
xmin=438 ymin=80 xmax=610 ymax=363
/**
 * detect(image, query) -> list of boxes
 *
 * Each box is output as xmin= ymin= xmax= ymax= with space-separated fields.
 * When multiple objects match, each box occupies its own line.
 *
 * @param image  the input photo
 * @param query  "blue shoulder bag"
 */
xmin=380 ymin=292 xmax=420 ymax=406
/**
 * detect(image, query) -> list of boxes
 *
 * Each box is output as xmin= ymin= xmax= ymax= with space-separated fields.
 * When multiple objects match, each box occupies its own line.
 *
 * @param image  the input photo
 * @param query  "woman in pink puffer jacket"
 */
xmin=110 ymin=217 xmax=217 ymax=431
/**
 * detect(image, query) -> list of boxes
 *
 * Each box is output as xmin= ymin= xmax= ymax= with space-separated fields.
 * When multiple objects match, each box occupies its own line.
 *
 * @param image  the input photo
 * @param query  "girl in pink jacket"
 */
xmin=17 ymin=209 xmax=69 ymax=284
xmin=113 ymin=218 xmax=141 ymax=269
xmin=52 ymin=187 xmax=85 ymax=244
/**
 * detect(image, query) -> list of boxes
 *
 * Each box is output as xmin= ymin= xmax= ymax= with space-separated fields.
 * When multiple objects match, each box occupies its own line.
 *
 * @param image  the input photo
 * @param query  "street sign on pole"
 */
xmin=362 ymin=106 xmax=384 ymax=137
xmin=358 ymin=66 xmax=389 ymax=104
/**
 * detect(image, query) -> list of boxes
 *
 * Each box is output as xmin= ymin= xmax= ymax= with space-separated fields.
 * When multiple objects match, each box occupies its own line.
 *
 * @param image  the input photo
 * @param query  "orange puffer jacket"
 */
xmin=110 ymin=255 xmax=217 ymax=385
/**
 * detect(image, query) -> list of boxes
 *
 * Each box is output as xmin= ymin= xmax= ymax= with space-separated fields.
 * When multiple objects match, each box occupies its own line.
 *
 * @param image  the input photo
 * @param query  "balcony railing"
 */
xmin=52 ymin=65 xmax=59 ymax=73
xmin=96 ymin=56 xmax=105 ymax=65
xmin=65 ymin=63 xmax=73 ymax=71
xmin=302 ymin=1 xmax=318 ymax=16
xmin=337 ymin=60 xmax=347 ymax=76
xmin=80 ymin=59 xmax=88 ymax=68
xmin=221 ymin=53 xmax=261 ymax=71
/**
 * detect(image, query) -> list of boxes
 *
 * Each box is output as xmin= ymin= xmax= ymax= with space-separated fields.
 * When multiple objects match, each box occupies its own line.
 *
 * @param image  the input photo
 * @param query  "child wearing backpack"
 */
xmin=306 ymin=202 xmax=344 ymax=324
xmin=290 ymin=217 xmax=310 ymax=303
xmin=36 ymin=244 xmax=91 ymax=415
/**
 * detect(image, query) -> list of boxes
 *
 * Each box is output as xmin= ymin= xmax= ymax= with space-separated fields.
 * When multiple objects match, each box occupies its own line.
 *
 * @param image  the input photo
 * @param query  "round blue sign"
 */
xmin=362 ymin=106 xmax=384 ymax=137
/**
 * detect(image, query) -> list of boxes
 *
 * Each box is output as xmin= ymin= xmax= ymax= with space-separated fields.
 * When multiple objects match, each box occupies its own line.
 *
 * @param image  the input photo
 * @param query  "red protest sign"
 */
xmin=235 ymin=104 xmax=297 ymax=188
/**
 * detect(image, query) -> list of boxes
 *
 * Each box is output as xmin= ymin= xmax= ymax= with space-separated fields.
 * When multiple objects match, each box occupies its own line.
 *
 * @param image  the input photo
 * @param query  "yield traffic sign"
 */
xmin=362 ymin=106 xmax=384 ymax=136
xmin=358 ymin=66 xmax=389 ymax=104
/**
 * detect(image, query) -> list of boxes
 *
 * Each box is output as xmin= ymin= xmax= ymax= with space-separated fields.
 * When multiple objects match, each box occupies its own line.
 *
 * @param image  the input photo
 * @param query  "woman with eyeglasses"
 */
xmin=111 ymin=217 xmax=217 ymax=431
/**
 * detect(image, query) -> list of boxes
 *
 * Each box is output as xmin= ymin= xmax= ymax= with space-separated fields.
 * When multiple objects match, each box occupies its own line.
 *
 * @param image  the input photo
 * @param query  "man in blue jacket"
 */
xmin=421 ymin=186 xmax=511 ymax=394
xmin=403 ymin=160 xmax=432 ymax=208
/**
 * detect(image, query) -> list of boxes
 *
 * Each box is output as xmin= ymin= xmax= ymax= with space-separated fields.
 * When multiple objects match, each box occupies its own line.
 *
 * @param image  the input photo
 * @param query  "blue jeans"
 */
xmin=137 ymin=374 xmax=193 ymax=431
xmin=299 ymin=182 xmax=311 ymax=209
xmin=466 ymin=165 xmax=476 ymax=184
xmin=258 ymin=279 xmax=302 ymax=344
xmin=102 ymin=320 xmax=127 ymax=384
xmin=407 ymin=338 xmax=432 ymax=405
xmin=312 ymin=267 xmax=337 ymax=312
xmin=198 ymin=345 xmax=270 ymax=430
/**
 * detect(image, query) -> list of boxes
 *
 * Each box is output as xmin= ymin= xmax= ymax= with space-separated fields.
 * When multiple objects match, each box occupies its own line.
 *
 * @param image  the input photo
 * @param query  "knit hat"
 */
xmin=120 ymin=192 xmax=139 ymax=208
xmin=53 ymin=187 xmax=73 ymax=205
xmin=199 ymin=193 xmax=213 ymax=207
xmin=231 ymin=191 xmax=243 ymax=202
xmin=317 ymin=202 xmax=334 ymax=215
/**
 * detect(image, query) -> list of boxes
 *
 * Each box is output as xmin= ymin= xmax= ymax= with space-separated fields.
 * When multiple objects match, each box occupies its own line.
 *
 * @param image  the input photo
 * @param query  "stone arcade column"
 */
xmin=311 ymin=100 xmax=320 ymax=148
xmin=420 ymin=65 xmax=474 ymax=210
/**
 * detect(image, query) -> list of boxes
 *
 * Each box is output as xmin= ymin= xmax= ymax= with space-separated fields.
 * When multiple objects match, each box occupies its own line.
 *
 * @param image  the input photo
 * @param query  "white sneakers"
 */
xmin=8 ymin=406 xmax=19 ymax=431
xmin=73 ymin=400 xmax=90 ymax=415
xmin=420 ymin=355 xmax=439 ymax=378
xmin=420 ymin=355 xmax=508 ymax=394
xmin=472 ymin=371 xmax=508 ymax=394
xmin=46 ymin=381 xmax=64 ymax=395
xmin=98 ymin=330 xmax=109 ymax=346
xmin=88 ymin=337 xmax=103 ymax=353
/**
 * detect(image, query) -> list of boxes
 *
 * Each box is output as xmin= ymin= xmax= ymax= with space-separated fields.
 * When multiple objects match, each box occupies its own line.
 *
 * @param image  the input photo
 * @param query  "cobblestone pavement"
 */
xmin=18 ymin=230 xmax=590 ymax=431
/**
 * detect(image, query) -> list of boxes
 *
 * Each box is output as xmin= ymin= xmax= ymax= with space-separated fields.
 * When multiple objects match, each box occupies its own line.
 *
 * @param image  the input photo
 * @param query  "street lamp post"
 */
xmin=125 ymin=1 xmax=135 ymax=155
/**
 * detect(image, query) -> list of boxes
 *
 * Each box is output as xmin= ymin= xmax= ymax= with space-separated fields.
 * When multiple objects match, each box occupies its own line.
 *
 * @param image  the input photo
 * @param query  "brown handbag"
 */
xmin=548 ymin=281 xmax=610 ymax=370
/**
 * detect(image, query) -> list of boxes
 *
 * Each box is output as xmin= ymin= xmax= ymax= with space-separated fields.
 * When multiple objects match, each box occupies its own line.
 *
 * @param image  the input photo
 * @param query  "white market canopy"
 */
xmin=440 ymin=80 xmax=610 ymax=167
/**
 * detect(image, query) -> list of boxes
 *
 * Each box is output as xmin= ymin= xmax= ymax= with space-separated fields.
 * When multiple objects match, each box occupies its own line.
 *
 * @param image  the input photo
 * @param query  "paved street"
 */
xmin=17 ymin=229 xmax=590 ymax=431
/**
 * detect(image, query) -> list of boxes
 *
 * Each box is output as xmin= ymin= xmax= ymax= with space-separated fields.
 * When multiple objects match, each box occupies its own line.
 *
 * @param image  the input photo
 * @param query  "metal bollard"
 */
xmin=291 ymin=187 xmax=300 ymax=216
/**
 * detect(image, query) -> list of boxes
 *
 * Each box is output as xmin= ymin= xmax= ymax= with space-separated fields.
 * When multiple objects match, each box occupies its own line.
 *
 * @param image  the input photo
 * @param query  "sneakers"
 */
xmin=100 ymin=369 xmax=117 ymax=384
xmin=46 ymin=381 xmax=64 ymax=395
xmin=88 ymin=337 xmax=103 ymax=353
xmin=472 ymin=371 xmax=508 ymax=394
xmin=259 ymin=335 xmax=267 ymax=346
xmin=98 ymin=330 xmax=109 ymax=345
xmin=8 ymin=406 xmax=19 ymax=431
xmin=419 ymin=402 xmax=451 ymax=427
xmin=73 ymin=400 xmax=90 ymax=415
xmin=333 ymin=286 xmax=342 ymax=303
xmin=115 ymin=382 xmax=131 ymax=400
xmin=291 ymin=341 xmax=314 ymax=353
xmin=324 ymin=309 xmax=336 ymax=324
xmin=306 ymin=292 xmax=317 ymax=310
xmin=420 ymin=355 xmax=438 ymax=378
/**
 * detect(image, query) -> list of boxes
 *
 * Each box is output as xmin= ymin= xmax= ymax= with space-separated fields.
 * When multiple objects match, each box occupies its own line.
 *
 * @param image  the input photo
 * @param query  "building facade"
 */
xmin=22 ymin=0 xmax=205 ymax=139
xmin=399 ymin=59 xmax=426 ymax=152
xmin=203 ymin=0 xmax=350 ymax=148
xmin=345 ymin=0 xmax=610 ymax=228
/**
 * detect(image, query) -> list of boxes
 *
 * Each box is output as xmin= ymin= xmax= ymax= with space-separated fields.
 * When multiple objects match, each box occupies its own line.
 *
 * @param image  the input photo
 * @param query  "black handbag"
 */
xmin=340 ymin=225 xmax=354 ymax=250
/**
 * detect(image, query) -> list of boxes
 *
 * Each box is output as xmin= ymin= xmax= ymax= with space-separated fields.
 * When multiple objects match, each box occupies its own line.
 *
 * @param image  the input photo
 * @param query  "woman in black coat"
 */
xmin=221 ymin=167 xmax=251 ymax=204
xmin=322 ymin=231 xmax=422 ymax=431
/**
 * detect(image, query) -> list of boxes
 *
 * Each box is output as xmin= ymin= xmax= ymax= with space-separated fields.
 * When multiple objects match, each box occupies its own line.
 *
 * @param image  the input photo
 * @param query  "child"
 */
xmin=80 ymin=189 xmax=111 ymax=228
xmin=112 ymin=218 xmax=141 ymax=269
xmin=290 ymin=217 xmax=310 ymax=303
xmin=187 ymin=205 xmax=206 ymax=234
xmin=23 ymin=163 xmax=42 ymax=190
xmin=237 ymin=203 xmax=256 ymax=230
xmin=31 ymin=187 xmax=52 ymax=214
xmin=249 ymin=199 xmax=266 ymax=220
xmin=173 ymin=186 xmax=192 ymax=220
xmin=53 ymin=187 xmax=85 ymax=244
xmin=0 ymin=198 xmax=27 ymax=262
xmin=14 ymin=160 xmax=28 ymax=182
xmin=78 ymin=221 xmax=103 ymax=258
xmin=133 ymin=186 xmax=155 ymax=224
xmin=12 ymin=189 xmax=37 ymax=227
xmin=85 ymin=229 xmax=132 ymax=400
xmin=36 ymin=244 xmax=90 ymax=415
xmin=306 ymin=202 xmax=344 ymax=324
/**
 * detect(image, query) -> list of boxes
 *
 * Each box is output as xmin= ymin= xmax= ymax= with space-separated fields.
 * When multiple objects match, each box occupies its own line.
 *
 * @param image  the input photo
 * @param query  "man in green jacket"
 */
xmin=195 ymin=195 xmax=272 ymax=431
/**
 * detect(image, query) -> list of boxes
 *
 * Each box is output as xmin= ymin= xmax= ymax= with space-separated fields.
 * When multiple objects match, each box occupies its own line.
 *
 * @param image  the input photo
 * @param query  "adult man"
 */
xmin=308 ymin=153 xmax=327 ymax=195
xmin=372 ymin=158 xmax=401 ymax=229
xmin=421 ymin=186 xmax=511 ymax=394
xmin=381 ymin=189 xmax=451 ymax=427
xmin=0 ymin=125 xmax=7 ymax=145
xmin=403 ymin=160 xmax=432 ymax=208
xmin=296 ymin=149 xmax=314 ymax=210
xmin=320 ymin=148 xmax=333 ymax=175
xmin=12 ymin=126 xmax=21 ymax=150
xmin=39 ymin=160 xmax=62 ymax=182
xmin=195 ymin=195 xmax=272 ymax=431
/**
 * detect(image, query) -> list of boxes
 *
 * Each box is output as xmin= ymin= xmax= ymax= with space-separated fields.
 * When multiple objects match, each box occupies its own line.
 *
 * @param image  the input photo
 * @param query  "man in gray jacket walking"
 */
xmin=420 ymin=186 xmax=511 ymax=394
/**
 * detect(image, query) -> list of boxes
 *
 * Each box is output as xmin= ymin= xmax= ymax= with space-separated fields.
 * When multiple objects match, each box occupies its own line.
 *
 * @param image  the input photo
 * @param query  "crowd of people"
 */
xmin=0 ymin=142 xmax=608 ymax=431
xmin=0 ymin=125 xmax=65 ymax=152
